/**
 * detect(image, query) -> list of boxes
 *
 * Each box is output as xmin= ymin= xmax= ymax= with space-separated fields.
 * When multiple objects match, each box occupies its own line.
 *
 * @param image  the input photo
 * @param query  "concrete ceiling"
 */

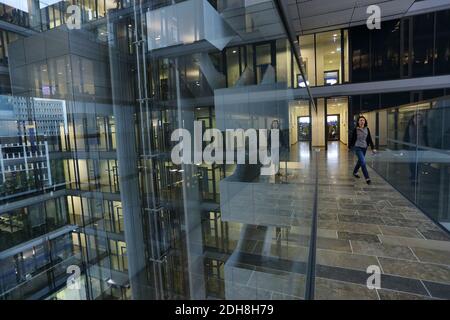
xmin=285 ymin=0 xmax=417 ymax=35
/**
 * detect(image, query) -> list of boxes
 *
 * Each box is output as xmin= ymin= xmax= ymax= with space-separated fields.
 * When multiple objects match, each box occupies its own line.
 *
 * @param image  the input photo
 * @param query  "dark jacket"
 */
xmin=349 ymin=127 xmax=375 ymax=150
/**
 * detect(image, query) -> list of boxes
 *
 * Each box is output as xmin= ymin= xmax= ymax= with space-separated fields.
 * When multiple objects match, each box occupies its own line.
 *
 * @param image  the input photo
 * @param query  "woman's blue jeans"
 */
xmin=353 ymin=147 xmax=370 ymax=179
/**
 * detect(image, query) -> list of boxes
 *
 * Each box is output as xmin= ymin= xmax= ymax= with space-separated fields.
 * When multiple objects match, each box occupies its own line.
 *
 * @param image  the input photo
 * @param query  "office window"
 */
xmin=276 ymin=39 xmax=291 ymax=87
xmin=343 ymin=30 xmax=349 ymax=83
xmin=55 ymin=4 xmax=63 ymax=27
xmin=0 ymin=31 xmax=5 ymax=64
xmin=423 ymin=89 xmax=445 ymax=100
xmin=226 ymin=47 xmax=240 ymax=87
xmin=435 ymin=10 xmax=450 ymax=75
xmin=371 ymin=20 xmax=400 ymax=80
xmin=412 ymin=13 xmax=434 ymax=77
xmin=360 ymin=94 xmax=379 ymax=112
xmin=299 ymin=34 xmax=316 ymax=86
xmin=82 ymin=0 xmax=97 ymax=22
xmin=350 ymin=25 xmax=370 ymax=82
xmin=401 ymin=18 xmax=411 ymax=77
xmin=381 ymin=91 xmax=410 ymax=109
xmin=254 ymin=42 xmax=274 ymax=84
xmin=106 ymin=0 xmax=119 ymax=11
xmin=316 ymin=31 xmax=342 ymax=86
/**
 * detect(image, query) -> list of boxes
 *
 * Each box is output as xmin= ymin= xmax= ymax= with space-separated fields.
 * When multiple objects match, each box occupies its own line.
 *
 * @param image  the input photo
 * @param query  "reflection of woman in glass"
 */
xmin=268 ymin=120 xmax=289 ymax=176
xmin=268 ymin=120 xmax=281 ymax=176
xmin=403 ymin=113 xmax=428 ymax=181
xmin=349 ymin=116 xmax=376 ymax=184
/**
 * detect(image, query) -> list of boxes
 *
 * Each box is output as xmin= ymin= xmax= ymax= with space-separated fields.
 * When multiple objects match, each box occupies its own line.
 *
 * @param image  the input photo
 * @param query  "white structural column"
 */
xmin=22 ymin=140 xmax=29 ymax=180
xmin=0 ymin=144 xmax=5 ymax=183
xmin=44 ymin=141 xmax=52 ymax=185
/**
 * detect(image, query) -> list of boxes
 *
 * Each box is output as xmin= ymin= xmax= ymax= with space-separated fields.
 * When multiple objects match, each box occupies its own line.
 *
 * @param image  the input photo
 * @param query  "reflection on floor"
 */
xmin=209 ymin=141 xmax=450 ymax=300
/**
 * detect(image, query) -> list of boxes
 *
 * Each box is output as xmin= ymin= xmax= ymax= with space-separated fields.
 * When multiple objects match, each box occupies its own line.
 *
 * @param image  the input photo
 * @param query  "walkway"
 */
xmin=217 ymin=141 xmax=450 ymax=300
xmin=313 ymin=142 xmax=450 ymax=299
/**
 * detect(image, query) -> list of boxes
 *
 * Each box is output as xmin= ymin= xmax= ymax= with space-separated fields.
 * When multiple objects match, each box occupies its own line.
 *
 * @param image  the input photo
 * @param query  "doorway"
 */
xmin=326 ymin=114 xmax=340 ymax=141
xmin=298 ymin=116 xmax=311 ymax=141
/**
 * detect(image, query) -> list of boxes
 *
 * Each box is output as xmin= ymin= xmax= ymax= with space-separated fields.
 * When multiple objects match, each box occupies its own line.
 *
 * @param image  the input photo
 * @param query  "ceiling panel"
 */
xmin=297 ymin=0 xmax=356 ymax=17
xmin=300 ymin=8 xmax=355 ymax=31
xmin=286 ymin=0 xmax=417 ymax=34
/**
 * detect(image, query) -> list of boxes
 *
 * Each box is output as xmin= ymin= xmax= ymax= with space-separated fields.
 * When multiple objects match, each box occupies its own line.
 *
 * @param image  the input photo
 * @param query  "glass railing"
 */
xmin=368 ymin=96 xmax=450 ymax=232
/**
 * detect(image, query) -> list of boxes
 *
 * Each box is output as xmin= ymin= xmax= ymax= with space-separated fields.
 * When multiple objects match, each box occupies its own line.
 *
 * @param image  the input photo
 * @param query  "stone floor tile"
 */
xmin=378 ymin=225 xmax=423 ymax=239
xmin=379 ymin=257 xmax=450 ymax=284
xmin=314 ymin=278 xmax=379 ymax=300
xmin=350 ymin=240 xmax=417 ymax=260
xmin=316 ymin=249 xmax=379 ymax=271
xmin=377 ymin=289 xmax=433 ymax=300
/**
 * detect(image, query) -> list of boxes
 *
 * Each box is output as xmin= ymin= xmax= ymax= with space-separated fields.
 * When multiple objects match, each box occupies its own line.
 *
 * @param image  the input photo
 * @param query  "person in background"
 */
xmin=403 ymin=113 xmax=428 ymax=182
xmin=268 ymin=119 xmax=290 ymax=176
xmin=349 ymin=116 xmax=377 ymax=184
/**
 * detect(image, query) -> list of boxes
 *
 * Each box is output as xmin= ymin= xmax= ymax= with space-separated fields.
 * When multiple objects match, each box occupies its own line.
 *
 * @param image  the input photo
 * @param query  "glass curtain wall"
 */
xmin=299 ymin=29 xmax=348 ymax=87
xmin=350 ymin=9 xmax=450 ymax=82
xmin=0 ymin=0 xmax=316 ymax=301
xmin=143 ymin=0 xmax=315 ymax=300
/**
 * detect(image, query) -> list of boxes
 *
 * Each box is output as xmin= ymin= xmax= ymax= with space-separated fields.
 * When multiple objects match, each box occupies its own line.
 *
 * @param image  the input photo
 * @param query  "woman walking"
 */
xmin=349 ymin=116 xmax=376 ymax=184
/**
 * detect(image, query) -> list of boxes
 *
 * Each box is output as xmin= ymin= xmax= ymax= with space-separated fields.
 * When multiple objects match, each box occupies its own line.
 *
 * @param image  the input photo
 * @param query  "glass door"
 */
xmin=298 ymin=116 xmax=311 ymax=141
xmin=326 ymin=114 xmax=340 ymax=141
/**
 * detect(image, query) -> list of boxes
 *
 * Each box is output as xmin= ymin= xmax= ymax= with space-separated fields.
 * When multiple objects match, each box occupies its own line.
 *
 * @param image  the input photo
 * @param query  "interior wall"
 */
xmin=312 ymin=98 xmax=325 ymax=147
xmin=378 ymin=110 xmax=388 ymax=146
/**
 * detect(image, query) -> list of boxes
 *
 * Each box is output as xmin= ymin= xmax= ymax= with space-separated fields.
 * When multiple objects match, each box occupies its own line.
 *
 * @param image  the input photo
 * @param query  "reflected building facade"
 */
xmin=0 ymin=0 xmax=449 ymax=301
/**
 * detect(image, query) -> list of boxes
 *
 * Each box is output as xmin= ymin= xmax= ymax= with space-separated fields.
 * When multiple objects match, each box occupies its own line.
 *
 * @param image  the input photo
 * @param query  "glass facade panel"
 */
xmin=316 ymin=31 xmax=342 ymax=86
xmin=350 ymin=25 xmax=371 ymax=82
xmin=370 ymin=97 xmax=450 ymax=231
xmin=226 ymin=47 xmax=240 ymax=87
xmin=343 ymin=29 xmax=349 ymax=83
xmin=299 ymin=34 xmax=315 ymax=86
xmin=412 ymin=13 xmax=434 ymax=77
xmin=435 ymin=10 xmax=450 ymax=75
xmin=371 ymin=20 xmax=400 ymax=80
xmin=0 ymin=0 xmax=318 ymax=301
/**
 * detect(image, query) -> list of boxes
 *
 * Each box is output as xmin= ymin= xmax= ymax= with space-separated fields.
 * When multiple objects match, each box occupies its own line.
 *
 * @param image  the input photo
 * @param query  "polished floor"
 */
xmin=212 ymin=141 xmax=450 ymax=300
